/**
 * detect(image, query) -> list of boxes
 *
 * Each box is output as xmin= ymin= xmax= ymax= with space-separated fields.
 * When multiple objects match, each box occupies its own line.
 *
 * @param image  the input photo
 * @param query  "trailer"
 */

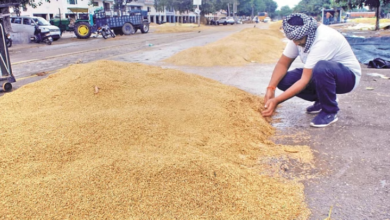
xmin=74 ymin=9 xmax=149 ymax=39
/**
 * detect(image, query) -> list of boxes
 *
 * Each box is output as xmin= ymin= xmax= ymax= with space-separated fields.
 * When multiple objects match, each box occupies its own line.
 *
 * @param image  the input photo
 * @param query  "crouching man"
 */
xmin=262 ymin=13 xmax=361 ymax=127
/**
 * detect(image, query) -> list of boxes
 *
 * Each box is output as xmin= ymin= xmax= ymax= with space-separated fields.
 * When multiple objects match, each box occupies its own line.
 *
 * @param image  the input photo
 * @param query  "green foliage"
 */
xmin=200 ymin=0 xmax=217 ymax=14
xmin=335 ymin=0 xmax=390 ymax=30
xmin=334 ymin=0 xmax=390 ymax=11
xmin=236 ymin=0 xmax=253 ymax=15
xmin=382 ymin=1 xmax=390 ymax=13
xmin=17 ymin=0 xmax=51 ymax=8
xmin=236 ymin=0 xmax=277 ymax=16
xmin=293 ymin=0 xmax=331 ymax=16
xmin=264 ymin=0 xmax=277 ymax=17
xmin=278 ymin=5 xmax=292 ymax=17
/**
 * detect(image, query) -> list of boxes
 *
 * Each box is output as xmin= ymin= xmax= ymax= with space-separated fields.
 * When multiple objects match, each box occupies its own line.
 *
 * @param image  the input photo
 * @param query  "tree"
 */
xmin=0 ymin=0 xmax=43 ymax=33
xmin=200 ymin=0 xmax=217 ymax=15
xmin=279 ymin=5 xmax=292 ymax=18
xmin=335 ymin=0 xmax=390 ymax=30
xmin=236 ymin=0 xmax=253 ymax=15
xmin=16 ymin=0 xmax=51 ymax=8
xmin=264 ymin=0 xmax=277 ymax=17
xmin=382 ymin=1 xmax=390 ymax=15
xmin=293 ymin=0 xmax=331 ymax=16
xmin=235 ymin=0 xmax=277 ymax=17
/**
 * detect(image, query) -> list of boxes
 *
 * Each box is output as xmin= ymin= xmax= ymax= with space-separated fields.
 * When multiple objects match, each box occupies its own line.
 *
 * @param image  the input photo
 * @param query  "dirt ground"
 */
xmin=3 ymin=21 xmax=390 ymax=219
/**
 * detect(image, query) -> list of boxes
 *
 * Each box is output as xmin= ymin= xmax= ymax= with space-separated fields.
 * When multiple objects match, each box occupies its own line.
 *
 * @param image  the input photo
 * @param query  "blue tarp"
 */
xmin=345 ymin=36 xmax=390 ymax=65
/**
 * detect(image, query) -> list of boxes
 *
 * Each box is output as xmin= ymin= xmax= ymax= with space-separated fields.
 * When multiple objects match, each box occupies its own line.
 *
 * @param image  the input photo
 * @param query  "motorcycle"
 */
xmin=97 ymin=25 xmax=115 ymax=39
xmin=5 ymin=33 xmax=12 ymax=48
xmin=30 ymin=24 xmax=53 ymax=45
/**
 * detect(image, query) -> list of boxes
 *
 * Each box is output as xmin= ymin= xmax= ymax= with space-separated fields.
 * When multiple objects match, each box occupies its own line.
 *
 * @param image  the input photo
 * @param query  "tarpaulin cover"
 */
xmin=345 ymin=36 xmax=390 ymax=65
xmin=367 ymin=58 xmax=390 ymax=69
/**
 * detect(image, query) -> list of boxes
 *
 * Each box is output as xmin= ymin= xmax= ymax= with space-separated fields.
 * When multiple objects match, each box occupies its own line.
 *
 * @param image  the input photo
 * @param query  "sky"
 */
xmin=274 ymin=0 xmax=301 ymax=10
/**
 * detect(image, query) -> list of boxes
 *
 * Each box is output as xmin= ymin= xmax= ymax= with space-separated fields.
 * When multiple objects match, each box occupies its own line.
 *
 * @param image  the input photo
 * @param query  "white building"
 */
xmin=9 ymin=0 xmax=199 ymax=24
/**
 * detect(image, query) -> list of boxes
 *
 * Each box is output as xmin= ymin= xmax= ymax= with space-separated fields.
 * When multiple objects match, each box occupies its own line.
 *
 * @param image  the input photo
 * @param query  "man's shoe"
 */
xmin=310 ymin=112 xmax=338 ymax=128
xmin=306 ymin=101 xmax=322 ymax=114
xmin=306 ymin=98 xmax=339 ymax=114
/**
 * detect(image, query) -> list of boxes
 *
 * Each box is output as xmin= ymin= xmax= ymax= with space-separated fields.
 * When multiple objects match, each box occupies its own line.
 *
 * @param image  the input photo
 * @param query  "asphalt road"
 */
xmin=3 ymin=23 xmax=390 ymax=219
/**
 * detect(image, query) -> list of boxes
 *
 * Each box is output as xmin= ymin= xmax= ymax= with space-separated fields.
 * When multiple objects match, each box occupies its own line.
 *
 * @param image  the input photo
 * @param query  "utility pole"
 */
xmin=197 ymin=4 xmax=200 ymax=27
xmin=193 ymin=0 xmax=201 ymax=27
xmin=233 ymin=0 xmax=237 ymax=21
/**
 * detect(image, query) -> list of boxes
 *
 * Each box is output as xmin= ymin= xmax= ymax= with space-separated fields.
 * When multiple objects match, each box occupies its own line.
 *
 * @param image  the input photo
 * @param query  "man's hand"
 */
xmin=262 ymin=98 xmax=278 ymax=117
xmin=264 ymin=88 xmax=275 ymax=104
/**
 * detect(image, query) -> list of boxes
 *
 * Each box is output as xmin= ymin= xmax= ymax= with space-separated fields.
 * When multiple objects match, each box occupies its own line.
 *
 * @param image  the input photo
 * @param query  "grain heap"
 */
xmin=164 ymin=22 xmax=285 ymax=66
xmin=153 ymin=23 xmax=209 ymax=33
xmin=0 ymin=60 xmax=311 ymax=219
xmin=350 ymin=18 xmax=390 ymax=24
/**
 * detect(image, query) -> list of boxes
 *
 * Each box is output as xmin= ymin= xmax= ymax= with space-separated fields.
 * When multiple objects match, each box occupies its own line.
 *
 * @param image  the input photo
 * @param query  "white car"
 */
xmin=263 ymin=17 xmax=271 ymax=23
xmin=217 ymin=17 xmax=235 ymax=25
xmin=11 ymin=16 xmax=61 ymax=41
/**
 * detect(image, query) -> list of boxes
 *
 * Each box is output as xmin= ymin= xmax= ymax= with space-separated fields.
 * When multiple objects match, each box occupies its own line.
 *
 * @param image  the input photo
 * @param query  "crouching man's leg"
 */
xmin=277 ymin=68 xmax=322 ymax=113
xmin=277 ymin=68 xmax=318 ymax=102
xmin=310 ymin=60 xmax=356 ymax=127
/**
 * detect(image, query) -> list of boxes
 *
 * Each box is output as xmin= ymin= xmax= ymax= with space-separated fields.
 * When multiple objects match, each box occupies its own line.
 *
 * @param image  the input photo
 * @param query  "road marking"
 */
xmin=11 ymin=59 xmax=39 ymax=65
xmin=16 ymin=70 xmax=57 ymax=81
xmin=44 ymin=43 xmax=145 ymax=60
xmin=16 ymin=75 xmax=38 ymax=81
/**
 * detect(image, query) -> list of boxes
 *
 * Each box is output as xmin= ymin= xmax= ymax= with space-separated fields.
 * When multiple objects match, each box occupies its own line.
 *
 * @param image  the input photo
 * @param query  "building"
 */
xmin=349 ymin=12 xmax=376 ymax=18
xmin=8 ymin=0 xmax=200 ymax=25
xmin=9 ymin=0 xmax=90 ymax=20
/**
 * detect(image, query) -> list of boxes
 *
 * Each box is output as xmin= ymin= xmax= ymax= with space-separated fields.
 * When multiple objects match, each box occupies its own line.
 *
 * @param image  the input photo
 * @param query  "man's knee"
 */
xmin=277 ymin=68 xmax=303 ymax=91
xmin=313 ymin=60 xmax=332 ymax=78
xmin=277 ymin=77 xmax=289 ymax=91
xmin=276 ymin=84 xmax=284 ymax=91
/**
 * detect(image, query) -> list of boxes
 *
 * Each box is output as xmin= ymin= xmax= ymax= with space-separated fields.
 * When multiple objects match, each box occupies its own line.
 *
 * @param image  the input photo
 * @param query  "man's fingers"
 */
xmin=262 ymin=108 xmax=271 ymax=116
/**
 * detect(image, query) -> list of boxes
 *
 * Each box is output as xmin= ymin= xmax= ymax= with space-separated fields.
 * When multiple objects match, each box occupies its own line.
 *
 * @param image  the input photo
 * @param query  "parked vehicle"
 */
xmin=216 ymin=17 xmax=235 ymax=25
xmin=30 ymin=24 xmax=53 ymax=45
xmin=257 ymin=12 xmax=268 ymax=22
xmin=73 ymin=8 xmax=149 ymax=39
xmin=263 ymin=17 xmax=271 ymax=23
xmin=10 ymin=16 xmax=61 ymax=41
xmin=97 ymin=24 xmax=115 ymax=39
xmin=5 ymin=33 xmax=12 ymax=48
xmin=50 ymin=17 xmax=73 ymax=33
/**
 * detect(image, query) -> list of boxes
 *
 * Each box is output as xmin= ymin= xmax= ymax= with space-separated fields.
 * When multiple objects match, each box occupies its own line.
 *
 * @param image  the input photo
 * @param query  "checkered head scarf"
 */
xmin=283 ymin=13 xmax=318 ymax=53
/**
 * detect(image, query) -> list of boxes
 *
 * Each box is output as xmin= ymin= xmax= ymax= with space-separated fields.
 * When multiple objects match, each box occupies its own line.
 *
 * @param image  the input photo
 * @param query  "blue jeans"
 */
xmin=277 ymin=60 xmax=356 ymax=114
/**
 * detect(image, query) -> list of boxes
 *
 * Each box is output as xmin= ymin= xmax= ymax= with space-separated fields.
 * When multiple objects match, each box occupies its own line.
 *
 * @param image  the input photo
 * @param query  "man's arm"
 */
xmin=262 ymin=61 xmax=313 ymax=117
xmin=264 ymin=55 xmax=295 ymax=104
xmin=275 ymin=68 xmax=312 ymax=103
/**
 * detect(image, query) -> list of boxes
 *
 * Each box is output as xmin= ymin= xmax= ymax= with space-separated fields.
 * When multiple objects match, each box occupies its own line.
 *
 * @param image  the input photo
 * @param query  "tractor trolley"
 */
xmin=74 ymin=9 xmax=150 ymax=39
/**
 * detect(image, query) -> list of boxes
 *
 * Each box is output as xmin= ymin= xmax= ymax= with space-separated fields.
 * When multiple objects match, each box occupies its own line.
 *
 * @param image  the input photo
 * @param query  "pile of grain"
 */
xmin=0 ymin=60 xmax=311 ymax=219
xmin=164 ymin=22 xmax=285 ymax=66
xmin=350 ymin=18 xmax=390 ymax=24
xmin=154 ymin=23 xmax=209 ymax=33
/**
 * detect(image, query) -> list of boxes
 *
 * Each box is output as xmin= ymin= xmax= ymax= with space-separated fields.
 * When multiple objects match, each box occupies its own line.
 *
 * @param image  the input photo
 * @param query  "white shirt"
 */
xmin=283 ymin=24 xmax=361 ymax=89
